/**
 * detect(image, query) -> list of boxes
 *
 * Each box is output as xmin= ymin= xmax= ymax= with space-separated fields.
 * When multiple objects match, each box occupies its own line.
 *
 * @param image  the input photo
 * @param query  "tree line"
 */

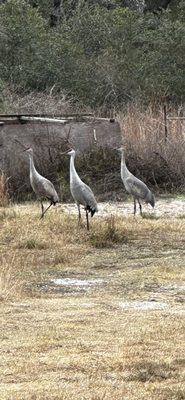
xmin=0 ymin=0 xmax=184 ymax=110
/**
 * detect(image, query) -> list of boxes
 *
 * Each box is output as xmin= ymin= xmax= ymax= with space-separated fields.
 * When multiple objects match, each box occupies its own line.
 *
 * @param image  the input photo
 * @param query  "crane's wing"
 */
xmin=82 ymin=183 xmax=98 ymax=216
xmin=70 ymin=178 xmax=98 ymax=214
xmin=125 ymin=176 xmax=149 ymax=199
xmin=82 ymin=182 xmax=94 ymax=196
xmin=35 ymin=177 xmax=59 ymax=202
xmin=83 ymin=183 xmax=97 ymax=204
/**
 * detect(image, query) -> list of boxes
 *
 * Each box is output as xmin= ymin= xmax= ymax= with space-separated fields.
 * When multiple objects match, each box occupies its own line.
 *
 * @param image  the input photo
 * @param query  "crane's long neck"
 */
xmin=70 ymin=154 xmax=80 ymax=183
xmin=121 ymin=151 xmax=130 ymax=180
xmin=29 ymin=154 xmax=37 ymax=178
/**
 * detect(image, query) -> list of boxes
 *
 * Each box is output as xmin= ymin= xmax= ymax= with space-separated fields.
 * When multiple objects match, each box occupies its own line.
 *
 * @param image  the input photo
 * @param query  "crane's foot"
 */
xmin=40 ymin=202 xmax=44 ymax=219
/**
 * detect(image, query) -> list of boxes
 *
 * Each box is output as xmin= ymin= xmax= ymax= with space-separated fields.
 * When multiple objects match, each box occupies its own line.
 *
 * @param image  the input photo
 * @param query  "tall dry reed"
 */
xmin=119 ymin=106 xmax=185 ymax=191
xmin=0 ymin=172 xmax=10 ymax=207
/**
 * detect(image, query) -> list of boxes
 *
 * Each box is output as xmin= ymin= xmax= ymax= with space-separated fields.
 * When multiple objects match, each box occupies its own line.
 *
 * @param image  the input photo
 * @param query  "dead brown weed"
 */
xmin=119 ymin=106 xmax=185 ymax=191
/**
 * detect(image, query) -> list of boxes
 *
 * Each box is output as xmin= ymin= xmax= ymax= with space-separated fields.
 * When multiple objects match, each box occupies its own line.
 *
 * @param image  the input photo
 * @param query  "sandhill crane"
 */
xmin=66 ymin=149 xmax=98 ymax=230
xmin=25 ymin=147 xmax=59 ymax=218
xmin=117 ymin=147 xmax=155 ymax=215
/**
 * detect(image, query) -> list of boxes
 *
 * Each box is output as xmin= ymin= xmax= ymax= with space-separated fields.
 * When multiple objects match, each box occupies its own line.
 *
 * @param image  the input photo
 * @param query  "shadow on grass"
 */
xmin=154 ymin=387 xmax=185 ymax=400
xmin=126 ymin=361 xmax=177 ymax=383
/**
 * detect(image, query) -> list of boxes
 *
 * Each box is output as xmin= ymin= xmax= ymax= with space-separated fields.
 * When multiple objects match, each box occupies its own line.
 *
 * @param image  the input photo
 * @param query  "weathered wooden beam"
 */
xmin=19 ymin=116 xmax=68 ymax=124
xmin=167 ymin=117 xmax=185 ymax=120
xmin=0 ymin=114 xmax=116 ymax=126
xmin=0 ymin=113 xmax=93 ymax=118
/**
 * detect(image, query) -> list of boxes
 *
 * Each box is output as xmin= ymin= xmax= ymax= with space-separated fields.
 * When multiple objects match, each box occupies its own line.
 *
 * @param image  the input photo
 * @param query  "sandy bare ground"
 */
xmin=15 ymin=197 xmax=185 ymax=219
xmin=61 ymin=198 xmax=185 ymax=218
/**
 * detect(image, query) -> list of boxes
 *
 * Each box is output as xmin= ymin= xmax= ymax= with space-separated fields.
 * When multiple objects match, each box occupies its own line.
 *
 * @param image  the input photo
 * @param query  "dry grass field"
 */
xmin=0 ymin=201 xmax=185 ymax=400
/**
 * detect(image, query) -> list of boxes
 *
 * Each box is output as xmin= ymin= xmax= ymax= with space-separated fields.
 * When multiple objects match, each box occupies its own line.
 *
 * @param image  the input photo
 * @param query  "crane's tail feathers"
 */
xmin=51 ymin=200 xmax=59 ymax=206
xmin=150 ymin=194 xmax=155 ymax=208
xmin=90 ymin=209 xmax=96 ymax=217
xmin=85 ymin=205 xmax=96 ymax=217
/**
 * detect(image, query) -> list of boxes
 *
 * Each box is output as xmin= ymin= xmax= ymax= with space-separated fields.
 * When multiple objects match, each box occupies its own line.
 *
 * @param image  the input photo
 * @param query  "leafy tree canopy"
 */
xmin=0 ymin=0 xmax=185 ymax=109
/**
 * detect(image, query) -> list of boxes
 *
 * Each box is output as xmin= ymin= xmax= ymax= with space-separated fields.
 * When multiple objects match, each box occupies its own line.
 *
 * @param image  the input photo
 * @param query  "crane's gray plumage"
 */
xmin=117 ymin=147 xmax=155 ymax=215
xmin=25 ymin=147 xmax=59 ymax=218
xmin=67 ymin=149 xmax=98 ymax=230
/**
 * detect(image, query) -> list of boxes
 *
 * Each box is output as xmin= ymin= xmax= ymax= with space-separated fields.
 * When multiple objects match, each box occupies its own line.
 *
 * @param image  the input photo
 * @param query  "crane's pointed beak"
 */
xmin=60 ymin=148 xmax=73 ymax=155
xmin=22 ymin=146 xmax=32 ymax=153
xmin=115 ymin=147 xmax=124 ymax=153
xmin=113 ymin=146 xmax=122 ymax=151
xmin=14 ymin=139 xmax=28 ymax=151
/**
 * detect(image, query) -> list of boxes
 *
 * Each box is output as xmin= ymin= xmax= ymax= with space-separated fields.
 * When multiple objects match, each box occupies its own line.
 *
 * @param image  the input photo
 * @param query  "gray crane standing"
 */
xmin=25 ymin=147 xmax=59 ymax=218
xmin=67 ymin=149 xmax=98 ymax=230
xmin=117 ymin=147 xmax=155 ymax=215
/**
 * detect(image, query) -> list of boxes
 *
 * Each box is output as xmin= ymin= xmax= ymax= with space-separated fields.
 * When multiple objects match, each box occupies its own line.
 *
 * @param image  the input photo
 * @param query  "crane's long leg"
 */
xmin=134 ymin=198 xmax=137 ymax=216
xmin=77 ymin=204 xmax=81 ymax=226
xmin=138 ymin=199 xmax=142 ymax=216
xmin=40 ymin=201 xmax=44 ymax=218
xmin=86 ymin=209 xmax=89 ymax=231
xmin=40 ymin=202 xmax=52 ymax=219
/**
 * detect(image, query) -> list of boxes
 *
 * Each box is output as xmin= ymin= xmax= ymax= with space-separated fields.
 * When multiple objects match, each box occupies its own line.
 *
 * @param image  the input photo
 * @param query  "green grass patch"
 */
xmin=142 ymin=212 xmax=160 ymax=220
xmin=89 ymin=216 xmax=129 ymax=248
xmin=18 ymin=238 xmax=47 ymax=250
xmin=177 ymin=214 xmax=185 ymax=219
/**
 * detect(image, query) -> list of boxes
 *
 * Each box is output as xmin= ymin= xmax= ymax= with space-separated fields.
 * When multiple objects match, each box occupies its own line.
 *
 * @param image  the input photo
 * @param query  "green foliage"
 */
xmin=133 ymin=10 xmax=185 ymax=104
xmin=145 ymin=0 xmax=182 ymax=13
xmin=0 ymin=0 xmax=51 ymax=90
xmin=0 ymin=0 xmax=185 ymax=107
xmin=0 ymin=80 xmax=5 ymax=108
xmin=28 ymin=0 xmax=53 ymax=21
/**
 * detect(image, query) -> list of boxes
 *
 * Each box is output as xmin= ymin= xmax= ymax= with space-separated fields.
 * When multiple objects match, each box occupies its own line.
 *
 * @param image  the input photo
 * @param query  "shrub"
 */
xmin=89 ymin=216 xmax=128 ymax=248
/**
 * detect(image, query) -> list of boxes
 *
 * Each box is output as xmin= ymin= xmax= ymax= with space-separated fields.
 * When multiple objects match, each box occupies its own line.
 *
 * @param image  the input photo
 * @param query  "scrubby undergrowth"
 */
xmin=1 ymin=98 xmax=185 ymax=201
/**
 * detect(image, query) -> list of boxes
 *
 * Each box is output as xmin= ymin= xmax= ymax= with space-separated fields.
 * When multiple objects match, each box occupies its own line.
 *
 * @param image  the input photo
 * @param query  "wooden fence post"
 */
xmin=163 ymin=104 xmax=168 ymax=142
